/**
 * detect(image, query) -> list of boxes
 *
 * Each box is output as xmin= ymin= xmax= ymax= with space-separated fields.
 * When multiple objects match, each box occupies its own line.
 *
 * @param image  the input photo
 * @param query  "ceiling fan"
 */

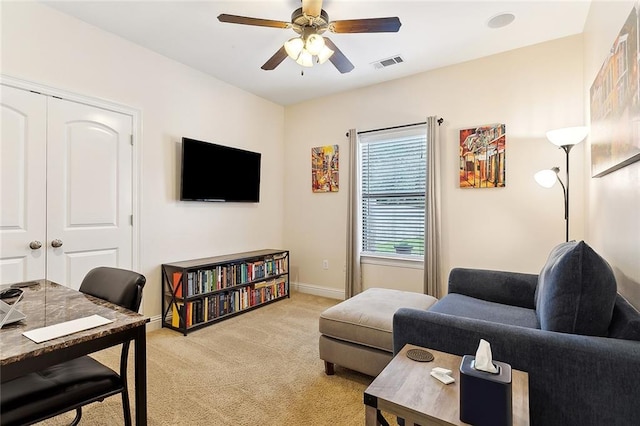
xmin=218 ymin=0 xmax=401 ymax=74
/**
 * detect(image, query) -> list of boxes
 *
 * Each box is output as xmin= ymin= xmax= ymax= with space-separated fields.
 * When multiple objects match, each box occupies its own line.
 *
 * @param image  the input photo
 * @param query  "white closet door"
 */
xmin=0 ymin=86 xmax=47 ymax=283
xmin=46 ymin=97 xmax=133 ymax=289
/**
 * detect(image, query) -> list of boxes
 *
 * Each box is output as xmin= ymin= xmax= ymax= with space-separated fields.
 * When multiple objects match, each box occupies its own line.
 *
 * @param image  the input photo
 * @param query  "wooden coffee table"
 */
xmin=364 ymin=344 xmax=529 ymax=425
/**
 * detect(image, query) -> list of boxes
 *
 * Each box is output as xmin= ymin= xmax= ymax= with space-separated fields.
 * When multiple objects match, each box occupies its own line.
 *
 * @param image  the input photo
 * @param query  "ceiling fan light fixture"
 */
xmin=317 ymin=44 xmax=334 ymax=64
xmin=296 ymin=49 xmax=314 ymax=67
xmin=284 ymin=37 xmax=304 ymax=59
xmin=305 ymin=33 xmax=325 ymax=56
xmin=220 ymin=4 xmax=401 ymax=74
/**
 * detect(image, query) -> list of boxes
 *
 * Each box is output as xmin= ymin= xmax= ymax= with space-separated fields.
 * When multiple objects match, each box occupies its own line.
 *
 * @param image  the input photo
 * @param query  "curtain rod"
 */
xmin=348 ymin=118 xmax=443 ymax=137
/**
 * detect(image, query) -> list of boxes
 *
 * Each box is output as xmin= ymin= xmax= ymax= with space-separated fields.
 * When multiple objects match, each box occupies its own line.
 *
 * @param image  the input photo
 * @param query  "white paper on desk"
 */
xmin=22 ymin=314 xmax=113 ymax=343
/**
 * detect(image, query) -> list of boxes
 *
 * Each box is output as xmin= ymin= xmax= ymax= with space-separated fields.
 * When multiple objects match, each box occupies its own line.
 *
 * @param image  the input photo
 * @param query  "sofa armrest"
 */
xmin=448 ymin=268 xmax=538 ymax=309
xmin=393 ymin=308 xmax=640 ymax=426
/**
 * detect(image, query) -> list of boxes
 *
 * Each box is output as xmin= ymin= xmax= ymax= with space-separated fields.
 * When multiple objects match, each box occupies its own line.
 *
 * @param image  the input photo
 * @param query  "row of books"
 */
xmin=168 ymin=278 xmax=288 ymax=328
xmin=171 ymin=254 xmax=288 ymax=298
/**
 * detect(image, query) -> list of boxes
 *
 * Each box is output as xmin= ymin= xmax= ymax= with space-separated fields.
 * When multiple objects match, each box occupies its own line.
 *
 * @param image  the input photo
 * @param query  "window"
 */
xmin=359 ymin=126 xmax=426 ymax=258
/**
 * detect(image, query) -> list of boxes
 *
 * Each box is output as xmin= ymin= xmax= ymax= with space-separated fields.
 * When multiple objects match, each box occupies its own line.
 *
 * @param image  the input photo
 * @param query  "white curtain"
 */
xmin=345 ymin=129 xmax=362 ymax=298
xmin=424 ymin=116 xmax=442 ymax=297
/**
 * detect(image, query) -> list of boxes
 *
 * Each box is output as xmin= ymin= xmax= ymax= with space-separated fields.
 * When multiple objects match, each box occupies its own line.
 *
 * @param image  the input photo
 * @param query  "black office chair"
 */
xmin=0 ymin=267 xmax=146 ymax=426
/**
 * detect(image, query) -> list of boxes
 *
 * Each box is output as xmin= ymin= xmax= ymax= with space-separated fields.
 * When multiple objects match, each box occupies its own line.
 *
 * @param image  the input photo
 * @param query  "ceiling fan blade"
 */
xmin=323 ymin=38 xmax=354 ymax=74
xmin=261 ymin=46 xmax=289 ymax=71
xmin=218 ymin=14 xmax=290 ymax=29
xmin=302 ymin=0 xmax=323 ymax=17
xmin=330 ymin=17 xmax=402 ymax=33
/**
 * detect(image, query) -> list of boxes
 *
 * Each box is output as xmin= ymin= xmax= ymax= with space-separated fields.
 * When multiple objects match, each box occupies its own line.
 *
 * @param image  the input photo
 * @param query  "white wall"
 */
xmin=583 ymin=1 xmax=640 ymax=308
xmin=1 ymin=2 xmax=286 ymax=321
xmin=284 ymin=35 xmax=586 ymax=299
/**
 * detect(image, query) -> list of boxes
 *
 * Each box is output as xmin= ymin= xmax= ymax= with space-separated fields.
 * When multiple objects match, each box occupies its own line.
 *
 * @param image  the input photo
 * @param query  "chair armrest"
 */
xmin=393 ymin=308 xmax=640 ymax=426
xmin=448 ymin=268 xmax=538 ymax=309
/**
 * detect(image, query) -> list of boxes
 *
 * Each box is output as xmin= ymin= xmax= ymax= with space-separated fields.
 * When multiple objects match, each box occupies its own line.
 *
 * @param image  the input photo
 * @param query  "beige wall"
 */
xmin=1 ymin=2 xmax=286 ymax=322
xmin=584 ymin=1 xmax=640 ymax=308
xmin=284 ymin=36 xmax=586 ymax=299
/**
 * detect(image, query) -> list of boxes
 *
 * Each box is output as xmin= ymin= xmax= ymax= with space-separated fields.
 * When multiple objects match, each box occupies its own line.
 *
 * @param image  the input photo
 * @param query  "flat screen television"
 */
xmin=180 ymin=137 xmax=261 ymax=202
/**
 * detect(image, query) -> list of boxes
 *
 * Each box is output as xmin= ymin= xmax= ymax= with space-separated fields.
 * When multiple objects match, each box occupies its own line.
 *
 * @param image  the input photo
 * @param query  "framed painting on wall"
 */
xmin=459 ymin=124 xmax=506 ymax=188
xmin=312 ymin=145 xmax=339 ymax=192
xmin=590 ymin=4 xmax=640 ymax=177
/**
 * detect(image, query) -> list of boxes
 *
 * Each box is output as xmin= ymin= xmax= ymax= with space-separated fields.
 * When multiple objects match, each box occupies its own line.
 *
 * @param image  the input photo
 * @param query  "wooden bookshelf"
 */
xmin=161 ymin=249 xmax=289 ymax=335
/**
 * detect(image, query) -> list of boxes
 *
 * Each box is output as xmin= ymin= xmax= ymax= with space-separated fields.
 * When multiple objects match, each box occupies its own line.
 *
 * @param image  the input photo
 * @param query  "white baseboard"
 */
xmin=146 ymin=315 xmax=163 ymax=332
xmin=291 ymin=281 xmax=344 ymax=300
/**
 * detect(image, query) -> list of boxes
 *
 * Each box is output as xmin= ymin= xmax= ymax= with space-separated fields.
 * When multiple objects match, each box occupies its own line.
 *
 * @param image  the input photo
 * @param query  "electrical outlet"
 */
xmin=322 ymin=260 xmax=329 ymax=270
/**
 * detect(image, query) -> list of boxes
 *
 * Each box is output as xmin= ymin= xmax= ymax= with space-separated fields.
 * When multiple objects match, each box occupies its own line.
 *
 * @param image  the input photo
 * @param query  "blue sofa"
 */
xmin=393 ymin=241 xmax=640 ymax=426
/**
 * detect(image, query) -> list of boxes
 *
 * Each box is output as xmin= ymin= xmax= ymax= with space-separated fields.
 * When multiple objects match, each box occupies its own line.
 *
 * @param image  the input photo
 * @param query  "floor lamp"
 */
xmin=534 ymin=126 xmax=588 ymax=242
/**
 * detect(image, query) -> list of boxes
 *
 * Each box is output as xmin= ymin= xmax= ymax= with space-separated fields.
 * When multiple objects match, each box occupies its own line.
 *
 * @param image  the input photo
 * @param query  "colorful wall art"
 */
xmin=459 ymin=124 xmax=506 ymax=188
xmin=312 ymin=145 xmax=339 ymax=192
xmin=590 ymin=4 xmax=640 ymax=177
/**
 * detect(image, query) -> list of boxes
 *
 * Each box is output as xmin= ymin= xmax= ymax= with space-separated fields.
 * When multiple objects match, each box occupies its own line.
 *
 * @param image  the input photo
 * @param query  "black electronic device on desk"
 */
xmin=0 ymin=288 xmax=22 ymax=299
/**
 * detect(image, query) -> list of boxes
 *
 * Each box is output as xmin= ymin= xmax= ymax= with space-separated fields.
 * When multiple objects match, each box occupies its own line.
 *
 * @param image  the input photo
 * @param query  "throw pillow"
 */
xmin=535 ymin=240 xmax=617 ymax=336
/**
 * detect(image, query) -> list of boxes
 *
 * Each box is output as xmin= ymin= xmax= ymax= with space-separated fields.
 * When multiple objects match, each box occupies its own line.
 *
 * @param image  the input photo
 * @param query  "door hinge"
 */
xmin=130 ymin=135 xmax=134 ymax=145
xmin=130 ymin=215 xmax=133 ymax=226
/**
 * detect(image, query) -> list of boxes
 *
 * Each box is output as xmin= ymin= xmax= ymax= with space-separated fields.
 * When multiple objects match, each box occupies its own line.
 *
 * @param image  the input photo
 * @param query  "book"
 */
xmin=172 ymin=272 xmax=183 ymax=298
xmin=186 ymin=302 xmax=192 ymax=327
xmin=187 ymin=272 xmax=196 ymax=297
xmin=172 ymin=302 xmax=184 ymax=328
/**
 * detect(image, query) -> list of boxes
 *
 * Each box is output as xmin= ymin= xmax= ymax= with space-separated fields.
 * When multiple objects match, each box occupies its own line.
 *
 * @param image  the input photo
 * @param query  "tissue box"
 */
xmin=459 ymin=355 xmax=513 ymax=426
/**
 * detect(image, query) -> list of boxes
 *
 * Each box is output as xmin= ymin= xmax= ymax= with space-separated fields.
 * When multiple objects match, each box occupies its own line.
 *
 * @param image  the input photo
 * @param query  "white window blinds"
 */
xmin=360 ymin=126 xmax=426 ymax=257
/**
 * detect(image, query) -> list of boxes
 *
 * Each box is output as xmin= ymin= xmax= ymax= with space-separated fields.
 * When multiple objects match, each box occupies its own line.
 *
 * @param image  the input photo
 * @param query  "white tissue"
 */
xmin=473 ymin=339 xmax=499 ymax=373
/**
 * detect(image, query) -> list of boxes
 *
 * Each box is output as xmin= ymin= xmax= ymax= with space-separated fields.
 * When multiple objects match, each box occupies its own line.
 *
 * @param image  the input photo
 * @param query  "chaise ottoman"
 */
xmin=319 ymin=287 xmax=437 ymax=377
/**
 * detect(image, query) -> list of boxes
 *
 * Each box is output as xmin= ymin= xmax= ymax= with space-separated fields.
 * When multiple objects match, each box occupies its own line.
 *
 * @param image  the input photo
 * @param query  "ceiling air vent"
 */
xmin=372 ymin=55 xmax=404 ymax=69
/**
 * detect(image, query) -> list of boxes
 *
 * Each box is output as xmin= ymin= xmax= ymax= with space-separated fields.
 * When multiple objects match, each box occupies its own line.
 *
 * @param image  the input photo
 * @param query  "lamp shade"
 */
xmin=534 ymin=169 xmax=558 ymax=188
xmin=317 ymin=44 xmax=334 ymax=64
xmin=546 ymin=126 xmax=588 ymax=147
xmin=295 ymin=49 xmax=314 ymax=67
xmin=305 ymin=33 xmax=325 ymax=56
xmin=284 ymin=37 xmax=304 ymax=59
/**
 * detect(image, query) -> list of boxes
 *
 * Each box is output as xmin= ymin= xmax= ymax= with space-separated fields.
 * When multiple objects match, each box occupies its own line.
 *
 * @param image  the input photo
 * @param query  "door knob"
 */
xmin=29 ymin=240 xmax=42 ymax=250
xmin=51 ymin=239 xmax=63 ymax=248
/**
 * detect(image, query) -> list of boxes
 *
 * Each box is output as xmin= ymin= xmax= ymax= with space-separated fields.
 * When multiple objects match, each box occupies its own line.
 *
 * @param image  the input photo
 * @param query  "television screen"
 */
xmin=180 ymin=137 xmax=261 ymax=202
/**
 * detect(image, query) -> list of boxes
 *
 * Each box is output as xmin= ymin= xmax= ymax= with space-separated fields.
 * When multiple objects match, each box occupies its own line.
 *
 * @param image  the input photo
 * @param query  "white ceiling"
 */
xmin=43 ymin=1 xmax=592 ymax=106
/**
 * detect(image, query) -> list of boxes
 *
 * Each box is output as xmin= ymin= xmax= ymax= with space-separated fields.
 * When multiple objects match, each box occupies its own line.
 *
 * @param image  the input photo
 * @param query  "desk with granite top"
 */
xmin=0 ymin=280 xmax=149 ymax=425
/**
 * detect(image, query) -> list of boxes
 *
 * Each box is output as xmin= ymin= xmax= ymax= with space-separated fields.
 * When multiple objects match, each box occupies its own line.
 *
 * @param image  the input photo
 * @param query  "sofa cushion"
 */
xmin=608 ymin=295 xmax=640 ymax=341
xmin=535 ymin=240 xmax=616 ymax=336
xmin=429 ymin=293 xmax=540 ymax=329
xmin=319 ymin=288 xmax=437 ymax=352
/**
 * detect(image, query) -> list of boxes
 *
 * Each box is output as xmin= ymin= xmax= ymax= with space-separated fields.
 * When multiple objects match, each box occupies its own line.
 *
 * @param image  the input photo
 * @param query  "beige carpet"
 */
xmin=40 ymin=291 xmax=393 ymax=426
